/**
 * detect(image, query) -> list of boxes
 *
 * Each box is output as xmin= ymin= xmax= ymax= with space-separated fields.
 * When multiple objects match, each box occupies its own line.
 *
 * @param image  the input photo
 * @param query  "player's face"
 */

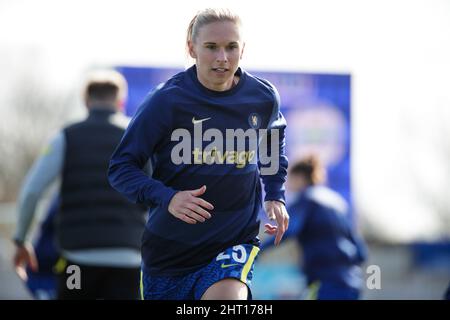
xmin=189 ymin=21 xmax=244 ymax=92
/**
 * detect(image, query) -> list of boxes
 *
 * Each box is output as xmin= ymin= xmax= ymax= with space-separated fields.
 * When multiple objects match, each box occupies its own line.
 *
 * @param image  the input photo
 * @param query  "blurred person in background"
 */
xmin=444 ymin=281 xmax=450 ymax=300
xmin=22 ymin=194 xmax=59 ymax=300
xmin=12 ymin=69 xmax=146 ymax=299
xmin=261 ymin=154 xmax=368 ymax=300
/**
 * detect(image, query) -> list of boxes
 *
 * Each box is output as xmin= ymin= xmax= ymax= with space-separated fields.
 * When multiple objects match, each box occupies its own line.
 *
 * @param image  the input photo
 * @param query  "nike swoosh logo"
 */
xmin=221 ymin=263 xmax=240 ymax=269
xmin=192 ymin=117 xmax=211 ymax=125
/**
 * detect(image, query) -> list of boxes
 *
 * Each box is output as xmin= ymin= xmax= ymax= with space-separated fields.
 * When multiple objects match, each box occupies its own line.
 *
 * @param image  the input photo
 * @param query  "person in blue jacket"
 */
xmin=261 ymin=154 xmax=368 ymax=300
xmin=108 ymin=8 xmax=289 ymax=300
xmin=24 ymin=195 xmax=59 ymax=300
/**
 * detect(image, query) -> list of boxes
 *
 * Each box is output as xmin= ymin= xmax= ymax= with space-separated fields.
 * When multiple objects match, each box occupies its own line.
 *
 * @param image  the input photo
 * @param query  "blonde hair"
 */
xmin=186 ymin=8 xmax=242 ymax=47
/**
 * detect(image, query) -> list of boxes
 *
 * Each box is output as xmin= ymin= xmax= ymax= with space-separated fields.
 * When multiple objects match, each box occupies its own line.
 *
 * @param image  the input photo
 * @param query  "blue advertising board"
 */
xmin=116 ymin=66 xmax=352 ymax=221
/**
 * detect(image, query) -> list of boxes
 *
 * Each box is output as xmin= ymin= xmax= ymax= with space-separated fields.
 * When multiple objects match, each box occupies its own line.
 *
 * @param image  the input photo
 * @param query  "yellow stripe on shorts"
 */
xmin=240 ymin=246 xmax=260 ymax=284
xmin=306 ymin=281 xmax=321 ymax=300
xmin=140 ymin=271 xmax=144 ymax=300
xmin=53 ymin=257 xmax=67 ymax=274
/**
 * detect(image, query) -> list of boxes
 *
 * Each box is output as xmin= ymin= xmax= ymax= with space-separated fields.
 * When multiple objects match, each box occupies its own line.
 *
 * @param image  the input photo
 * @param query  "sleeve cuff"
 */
xmin=264 ymin=195 xmax=286 ymax=205
xmin=263 ymin=182 xmax=286 ymax=204
xmin=160 ymin=188 xmax=179 ymax=211
xmin=12 ymin=237 xmax=25 ymax=247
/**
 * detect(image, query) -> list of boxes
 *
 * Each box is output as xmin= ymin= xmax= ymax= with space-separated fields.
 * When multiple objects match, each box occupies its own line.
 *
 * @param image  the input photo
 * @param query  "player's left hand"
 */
xmin=263 ymin=201 xmax=289 ymax=246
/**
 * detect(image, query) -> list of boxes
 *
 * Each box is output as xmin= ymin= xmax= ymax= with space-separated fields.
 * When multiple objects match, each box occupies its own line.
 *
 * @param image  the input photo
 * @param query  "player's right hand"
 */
xmin=168 ymin=185 xmax=214 ymax=224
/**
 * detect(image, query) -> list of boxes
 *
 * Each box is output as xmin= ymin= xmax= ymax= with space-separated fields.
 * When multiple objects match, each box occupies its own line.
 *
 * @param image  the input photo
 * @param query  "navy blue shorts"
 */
xmin=140 ymin=244 xmax=260 ymax=300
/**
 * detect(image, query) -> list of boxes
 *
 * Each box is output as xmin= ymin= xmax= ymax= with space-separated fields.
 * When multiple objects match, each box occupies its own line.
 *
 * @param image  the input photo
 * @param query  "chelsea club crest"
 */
xmin=248 ymin=113 xmax=261 ymax=129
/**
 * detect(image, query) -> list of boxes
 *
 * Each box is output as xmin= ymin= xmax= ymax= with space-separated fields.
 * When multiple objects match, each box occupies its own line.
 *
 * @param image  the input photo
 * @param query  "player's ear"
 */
xmin=188 ymin=41 xmax=197 ymax=59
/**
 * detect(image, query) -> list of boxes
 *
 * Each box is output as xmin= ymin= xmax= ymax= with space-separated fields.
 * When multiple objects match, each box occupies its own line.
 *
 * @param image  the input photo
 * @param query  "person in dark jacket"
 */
xmin=261 ymin=154 xmax=368 ymax=300
xmin=13 ymin=70 xmax=146 ymax=299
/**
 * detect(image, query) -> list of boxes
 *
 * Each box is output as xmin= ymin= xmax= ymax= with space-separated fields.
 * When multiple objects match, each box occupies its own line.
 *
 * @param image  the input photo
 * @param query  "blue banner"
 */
xmin=116 ymin=66 xmax=352 ymax=221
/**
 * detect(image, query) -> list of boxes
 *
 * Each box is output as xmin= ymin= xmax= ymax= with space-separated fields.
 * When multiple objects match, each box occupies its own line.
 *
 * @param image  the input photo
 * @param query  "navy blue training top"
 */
xmin=108 ymin=65 xmax=288 ymax=276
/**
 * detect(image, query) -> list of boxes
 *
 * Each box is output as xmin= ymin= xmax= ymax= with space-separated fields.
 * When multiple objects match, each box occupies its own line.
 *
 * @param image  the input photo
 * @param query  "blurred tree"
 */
xmin=0 ymin=71 xmax=79 ymax=202
xmin=406 ymin=104 xmax=450 ymax=240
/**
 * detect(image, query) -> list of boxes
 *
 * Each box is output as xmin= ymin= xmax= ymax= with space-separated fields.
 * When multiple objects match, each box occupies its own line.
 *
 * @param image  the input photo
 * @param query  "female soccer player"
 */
xmin=108 ymin=8 xmax=289 ymax=300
